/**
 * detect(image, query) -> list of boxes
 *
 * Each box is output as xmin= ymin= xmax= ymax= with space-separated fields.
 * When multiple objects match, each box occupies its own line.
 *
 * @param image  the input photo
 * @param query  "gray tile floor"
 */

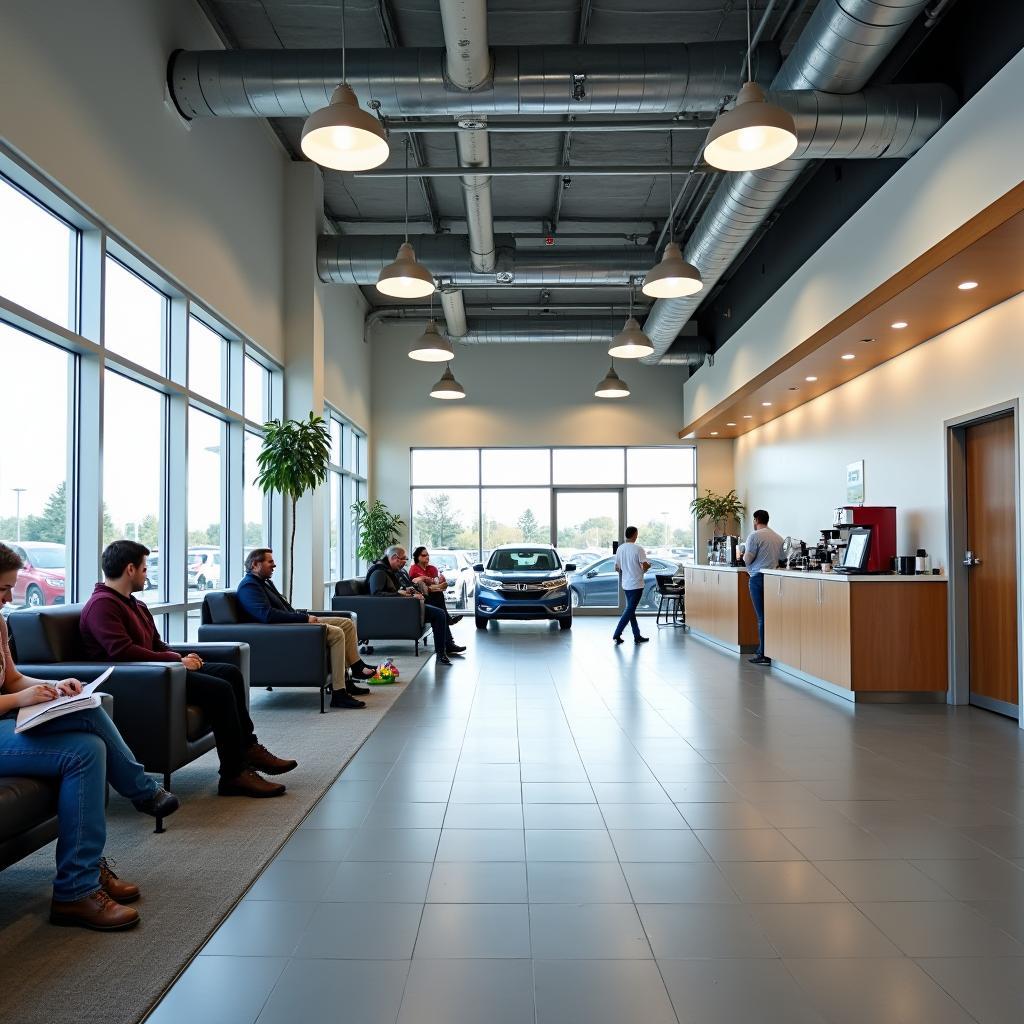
xmin=148 ymin=619 xmax=1024 ymax=1024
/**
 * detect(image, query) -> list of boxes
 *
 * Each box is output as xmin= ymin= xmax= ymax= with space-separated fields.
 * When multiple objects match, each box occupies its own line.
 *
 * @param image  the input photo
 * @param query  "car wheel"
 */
xmin=559 ymin=615 xmax=573 ymax=631
xmin=570 ymin=587 xmax=581 ymax=609
xmin=26 ymin=585 xmax=44 ymax=608
xmin=640 ymin=584 xmax=656 ymax=610
xmin=475 ymin=615 xmax=488 ymax=630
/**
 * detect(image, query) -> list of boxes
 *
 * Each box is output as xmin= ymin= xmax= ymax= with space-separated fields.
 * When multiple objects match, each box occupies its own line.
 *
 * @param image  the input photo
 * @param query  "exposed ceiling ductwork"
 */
xmin=640 ymin=0 xmax=942 ymax=363
xmin=169 ymin=42 xmax=781 ymax=120
xmin=318 ymin=234 xmax=655 ymax=288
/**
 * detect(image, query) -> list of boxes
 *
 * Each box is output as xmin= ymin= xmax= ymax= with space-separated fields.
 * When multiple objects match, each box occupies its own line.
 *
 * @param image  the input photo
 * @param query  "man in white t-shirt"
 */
xmin=612 ymin=526 xmax=651 ymax=645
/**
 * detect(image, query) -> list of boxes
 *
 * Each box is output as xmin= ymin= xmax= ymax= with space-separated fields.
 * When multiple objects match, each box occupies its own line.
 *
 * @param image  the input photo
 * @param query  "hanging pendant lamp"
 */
xmin=608 ymin=288 xmax=654 ymax=358
xmin=642 ymin=134 xmax=702 ymax=299
xmin=377 ymin=138 xmax=436 ymax=299
xmin=430 ymin=364 xmax=466 ymax=400
xmin=409 ymin=319 xmax=454 ymax=362
xmin=703 ymin=1 xmax=797 ymax=172
xmin=594 ymin=365 xmax=630 ymax=399
xmin=300 ymin=1 xmax=389 ymax=171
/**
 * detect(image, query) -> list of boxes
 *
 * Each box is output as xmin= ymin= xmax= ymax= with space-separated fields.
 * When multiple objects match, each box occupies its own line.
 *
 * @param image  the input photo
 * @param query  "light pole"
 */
xmin=12 ymin=488 xmax=27 ymax=542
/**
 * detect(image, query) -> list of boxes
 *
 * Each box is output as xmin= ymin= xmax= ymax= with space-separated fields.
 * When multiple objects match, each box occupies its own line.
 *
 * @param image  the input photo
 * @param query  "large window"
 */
xmin=103 ymin=372 xmax=166 ymax=603
xmin=104 ymin=257 xmax=166 ymax=373
xmin=1 ymin=150 xmax=283 ymax=640
xmin=411 ymin=447 xmax=698 ymax=569
xmin=0 ymin=324 xmax=73 ymax=608
xmin=324 ymin=409 xmax=368 ymax=598
xmin=0 ymin=176 xmax=76 ymax=329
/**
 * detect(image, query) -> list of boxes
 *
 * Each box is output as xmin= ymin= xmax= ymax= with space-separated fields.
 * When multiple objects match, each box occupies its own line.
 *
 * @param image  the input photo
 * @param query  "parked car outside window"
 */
xmin=568 ymin=555 xmax=680 ymax=611
xmin=0 ymin=541 xmax=66 ymax=608
xmin=429 ymin=551 xmax=476 ymax=609
xmin=473 ymin=544 xmax=574 ymax=631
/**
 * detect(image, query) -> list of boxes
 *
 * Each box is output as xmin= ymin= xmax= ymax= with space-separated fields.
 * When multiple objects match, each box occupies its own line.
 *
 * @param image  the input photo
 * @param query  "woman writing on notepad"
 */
xmin=0 ymin=542 xmax=178 ymax=931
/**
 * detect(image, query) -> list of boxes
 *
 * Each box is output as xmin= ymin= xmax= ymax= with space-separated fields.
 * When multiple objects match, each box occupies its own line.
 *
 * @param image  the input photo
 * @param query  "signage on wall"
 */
xmin=846 ymin=460 xmax=865 ymax=505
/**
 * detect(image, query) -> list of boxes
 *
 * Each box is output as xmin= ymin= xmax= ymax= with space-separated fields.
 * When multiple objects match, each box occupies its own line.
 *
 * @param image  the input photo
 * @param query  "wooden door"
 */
xmin=966 ymin=414 xmax=1019 ymax=710
xmin=799 ymin=579 xmax=824 ymax=680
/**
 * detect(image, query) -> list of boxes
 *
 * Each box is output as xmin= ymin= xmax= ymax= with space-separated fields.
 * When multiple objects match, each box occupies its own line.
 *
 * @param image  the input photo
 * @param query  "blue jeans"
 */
xmin=748 ymin=572 xmax=765 ymax=657
xmin=0 ymin=707 xmax=157 ymax=901
xmin=613 ymin=588 xmax=645 ymax=640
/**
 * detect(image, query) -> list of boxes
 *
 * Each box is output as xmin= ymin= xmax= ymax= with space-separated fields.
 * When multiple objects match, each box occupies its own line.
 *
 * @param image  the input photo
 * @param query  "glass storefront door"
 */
xmin=553 ymin=489 xmax=623 ymax=612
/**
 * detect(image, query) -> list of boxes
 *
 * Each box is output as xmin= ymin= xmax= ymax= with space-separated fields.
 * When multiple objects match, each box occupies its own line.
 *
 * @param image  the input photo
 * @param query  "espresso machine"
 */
xmin=832 ymin=506 xmax=896 ymax=573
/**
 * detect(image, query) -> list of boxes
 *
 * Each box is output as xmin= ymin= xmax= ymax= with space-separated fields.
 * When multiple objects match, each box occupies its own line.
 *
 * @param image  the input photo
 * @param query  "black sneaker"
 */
xmin=748 ymin=655 xmax=771 ymax=665
xmin=613 ymin=636 xmax=624 ymax=645
xmin=346 ymin=681 xmax=371 ymax=695
xmin=634 ymin=636 xmax=650 ymax=644
xmin=132 ymin=787 xmax=180 ymax=819
xmin=437 ymin=653 xmax=453 ymax=666
xmin=330 ymin=691 xmax=366 ymax=709
xmin=446 ymin=644 xmax=467 ymax=654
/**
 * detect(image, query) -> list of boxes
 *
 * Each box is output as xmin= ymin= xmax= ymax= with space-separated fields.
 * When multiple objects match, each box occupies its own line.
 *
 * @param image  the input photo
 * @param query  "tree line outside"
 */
xmin=412 ymin=492 xmax=693 ymax=555
xmin=0 ymin=482 xmax=263 ymax=558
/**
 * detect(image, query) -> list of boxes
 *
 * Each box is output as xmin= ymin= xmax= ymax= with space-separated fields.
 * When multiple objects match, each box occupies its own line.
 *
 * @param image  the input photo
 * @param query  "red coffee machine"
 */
xmin=836 ymin=506 xmax=896 ymax=573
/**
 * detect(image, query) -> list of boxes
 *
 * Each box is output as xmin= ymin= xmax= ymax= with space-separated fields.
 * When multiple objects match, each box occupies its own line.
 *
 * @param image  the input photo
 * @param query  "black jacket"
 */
xmin=235 ymin=572 xmax=308 ymax=624
xmin=365 ymin=558 xmax=403 ymax=596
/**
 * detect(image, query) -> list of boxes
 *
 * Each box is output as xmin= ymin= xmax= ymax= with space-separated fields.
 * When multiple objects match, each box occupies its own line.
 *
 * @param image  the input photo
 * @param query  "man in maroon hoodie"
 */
xmin=81 ymin=540 xmax=296 ymax=798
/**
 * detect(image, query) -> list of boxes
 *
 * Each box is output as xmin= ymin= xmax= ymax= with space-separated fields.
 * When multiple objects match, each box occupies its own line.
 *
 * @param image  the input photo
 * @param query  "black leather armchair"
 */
xmin=7 ymin=604 xmax=249 ymax=829
xmin=331 ymin=579 xmax=427 ymax=655
xmin=198 ymin=591 xmax=353 ymax=713
xmin=1 ymin=694 xmax=113 ymax=872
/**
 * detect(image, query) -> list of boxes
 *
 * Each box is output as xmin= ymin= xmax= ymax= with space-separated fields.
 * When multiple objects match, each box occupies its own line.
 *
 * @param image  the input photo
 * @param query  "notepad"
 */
xmin=14 ymin=668 xmax=114 ymax=734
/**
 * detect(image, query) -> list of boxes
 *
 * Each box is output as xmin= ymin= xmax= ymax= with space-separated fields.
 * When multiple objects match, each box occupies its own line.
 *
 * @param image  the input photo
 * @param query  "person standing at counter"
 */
xmin=743 ymin=509 xmax=785 ymax=666
xmin=612 ymin=526 xmax=651 ymax=645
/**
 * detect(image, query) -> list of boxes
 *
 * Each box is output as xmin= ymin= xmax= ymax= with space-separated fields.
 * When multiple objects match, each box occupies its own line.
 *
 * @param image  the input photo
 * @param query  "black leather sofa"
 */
xmin=198 ymin=591 xmax=354 ymax=713
xmin=8 ymin=604 xmax=249 ymax=829
xmin=1 ymin=694 xmax=112 ymax=872
xmin=331 ymin=579 xmax=428 ymax=654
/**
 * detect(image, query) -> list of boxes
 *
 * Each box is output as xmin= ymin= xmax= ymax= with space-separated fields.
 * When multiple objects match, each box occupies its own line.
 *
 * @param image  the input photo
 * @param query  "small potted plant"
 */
xmin=690 ymin=489 xmax=746 ymax=538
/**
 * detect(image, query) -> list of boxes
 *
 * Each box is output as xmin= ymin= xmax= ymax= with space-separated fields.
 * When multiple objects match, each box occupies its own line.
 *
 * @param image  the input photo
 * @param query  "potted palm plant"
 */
xmin=256 ymin=412 xmax=331 ymax=603
xmin=690 ymin=489 xmax=746 ymax=538
xmin=351 ymin=498 xmax=405 ymax=566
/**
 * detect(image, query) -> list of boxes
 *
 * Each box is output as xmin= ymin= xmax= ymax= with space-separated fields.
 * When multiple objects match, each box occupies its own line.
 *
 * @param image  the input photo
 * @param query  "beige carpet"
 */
xmin=0 ymin=647 xmax=430 ymax=1024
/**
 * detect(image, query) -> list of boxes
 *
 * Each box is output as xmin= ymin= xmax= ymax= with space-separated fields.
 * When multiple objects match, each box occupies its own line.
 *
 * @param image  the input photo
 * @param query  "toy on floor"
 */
xmin=371 ymin=658 xmax=400 ymax=684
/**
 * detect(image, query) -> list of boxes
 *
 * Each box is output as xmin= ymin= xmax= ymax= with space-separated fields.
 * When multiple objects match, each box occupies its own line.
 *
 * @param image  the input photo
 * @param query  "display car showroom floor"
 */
xmin=148 ymin=617 xmax=1024 ymax=1024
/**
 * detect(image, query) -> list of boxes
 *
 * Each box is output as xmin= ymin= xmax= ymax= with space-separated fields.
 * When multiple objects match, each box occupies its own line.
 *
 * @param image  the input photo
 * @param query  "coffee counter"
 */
xmin=682 ymin=565 xmax=759 ymax=653
xmin=761 ymin=569 xmax=948 ymax=700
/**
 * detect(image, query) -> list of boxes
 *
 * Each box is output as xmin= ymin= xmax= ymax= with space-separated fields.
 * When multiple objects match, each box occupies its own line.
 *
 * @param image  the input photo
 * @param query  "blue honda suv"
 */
xmin=473 ymin=545 xmax=576 ymax=631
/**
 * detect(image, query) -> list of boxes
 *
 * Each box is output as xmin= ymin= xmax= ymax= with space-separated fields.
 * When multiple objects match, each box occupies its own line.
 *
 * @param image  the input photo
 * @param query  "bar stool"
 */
xmin=655 ymin=574 xmax=685 ymax=626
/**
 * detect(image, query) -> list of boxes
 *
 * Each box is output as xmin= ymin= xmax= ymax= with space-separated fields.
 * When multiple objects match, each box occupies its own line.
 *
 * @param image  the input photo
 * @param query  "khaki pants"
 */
xmin=318 ymin=616 xmax=360 ymax=686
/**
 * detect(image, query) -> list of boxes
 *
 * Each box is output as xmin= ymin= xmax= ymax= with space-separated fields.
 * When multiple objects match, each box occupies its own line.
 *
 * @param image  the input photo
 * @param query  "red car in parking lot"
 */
xmin=1 ymin=541 xmax=66 ymax=607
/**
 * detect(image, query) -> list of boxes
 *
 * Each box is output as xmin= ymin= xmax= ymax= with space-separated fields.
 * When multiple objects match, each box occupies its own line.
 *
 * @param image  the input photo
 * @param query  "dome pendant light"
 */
xmin=642 ymin=135 xmax=703 ymax=299
xmin=300 ymin=0 xmax=389 ymax=171
xmin=377 ymin=138 xmax=436 ymax=299
xmin=409 ymin=299 xmax=454 ymax=362
xmin=595 ymin=364 xmax=630 ymax=399
xmin=608 ymin=288 xmax=654 ymax=359
xmin=703 ymin=1 xmax=797 ymax=172
xmin=430 ymin=363 xmax=466 ymax=400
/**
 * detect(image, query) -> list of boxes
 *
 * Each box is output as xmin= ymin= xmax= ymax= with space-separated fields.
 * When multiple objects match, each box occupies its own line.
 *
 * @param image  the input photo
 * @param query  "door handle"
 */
xmin=963 ymin=550 xmax=982 ymax=567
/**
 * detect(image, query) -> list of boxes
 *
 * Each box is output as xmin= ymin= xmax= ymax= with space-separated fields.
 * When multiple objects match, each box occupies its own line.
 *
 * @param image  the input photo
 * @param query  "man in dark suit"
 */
xmin=236 ymin=549 xmax=376 ymax=709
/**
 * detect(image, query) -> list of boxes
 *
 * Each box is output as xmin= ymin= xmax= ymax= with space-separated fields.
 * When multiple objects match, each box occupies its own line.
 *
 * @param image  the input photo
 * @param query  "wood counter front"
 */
xmin=683 ymin=566 xmax=759 ymax=653
xmin=762 ymin=570 xmax=948 ymax=699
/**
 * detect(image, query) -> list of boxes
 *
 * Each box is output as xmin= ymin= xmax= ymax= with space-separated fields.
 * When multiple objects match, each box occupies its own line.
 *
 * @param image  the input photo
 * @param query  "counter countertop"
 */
xmin=690 ymin=564 xmax=749 ymax=573
xmin=761 ymin=568 xmax=946 ymax=583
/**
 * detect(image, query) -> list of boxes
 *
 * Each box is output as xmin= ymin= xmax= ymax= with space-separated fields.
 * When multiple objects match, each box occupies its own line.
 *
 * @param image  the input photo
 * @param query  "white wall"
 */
xmin=369 ymin=325 xmax=725 ymax=534
xmin=734 ymin=293 xmax=1024 ymax=568
xmin=322 ymin=284 xmax=371 ymax=432
xmin=0 ymin=0 xmax=287 ymax=360
xmin=684 ymin=47 xmax=1024 ymax=426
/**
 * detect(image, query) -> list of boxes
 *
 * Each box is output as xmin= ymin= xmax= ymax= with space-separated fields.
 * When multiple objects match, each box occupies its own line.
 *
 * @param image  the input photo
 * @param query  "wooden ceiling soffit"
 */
xmin=680 ymin=181 xmax=1024 ymax=439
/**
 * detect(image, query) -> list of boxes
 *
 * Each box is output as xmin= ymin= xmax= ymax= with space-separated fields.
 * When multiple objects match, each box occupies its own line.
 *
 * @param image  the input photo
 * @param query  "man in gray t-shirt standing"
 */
xmin=742 ymin=509 xmax=785 ymax=665
xmin=612 ymin=526 xmax=651 ymax=644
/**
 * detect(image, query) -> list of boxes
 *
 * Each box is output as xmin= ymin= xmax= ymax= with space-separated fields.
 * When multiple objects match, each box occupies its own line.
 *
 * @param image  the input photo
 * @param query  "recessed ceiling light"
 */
xmin=841 ymin=353 xmax=855 ymax=360
xmin=710 ymin=431 xmax=719 ymax=436
xmin=726 ymin=422 xmax=736 ymax=427
xmin=957 ymin=280 xmax=978 ymax=290
xmin=761 ymin=401 xmax=772 ymax=407
xmin=743 ymin=415 xmax=753 ymax=419
xmin=891 ymin=321 xmax=908 ymax=329
xmin=805 ymin=376 xmax=818 ymax=382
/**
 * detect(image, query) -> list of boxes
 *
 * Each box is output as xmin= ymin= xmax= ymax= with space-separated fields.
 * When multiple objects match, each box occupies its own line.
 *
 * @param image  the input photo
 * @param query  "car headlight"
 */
xmin=479 ymin=575 xmax=501 ymax=589
xmin=43 ymin=575 xmax=64 ymax=586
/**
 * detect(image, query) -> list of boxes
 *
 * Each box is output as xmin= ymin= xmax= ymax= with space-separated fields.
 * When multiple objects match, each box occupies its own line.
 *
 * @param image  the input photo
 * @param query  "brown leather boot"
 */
xmin=50 ymin=889 xmax=140 ymax=931
xmin=99 ymin=857 xmax=140 ymax=904
xmin=217 ymin=768 xmax=286 ymax=798
xmin=246 ymin=742 xmax=298 ymax=776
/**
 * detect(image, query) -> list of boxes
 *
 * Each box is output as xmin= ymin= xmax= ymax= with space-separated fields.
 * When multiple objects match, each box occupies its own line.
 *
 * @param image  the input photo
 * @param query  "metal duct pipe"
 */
xmin=641 ymin=0 xmax=941 ymax=362
xmin=459 ymin=317 xmax=618 ymax=343
xmin=441 ymin=0 xmax=496 ymax=275
xmin=169 ymin=42 xmax=780 ymax=119
xmin=318 ymin=234 xmax=656 ymax=287
xmin=440 ymin=288 xmax=468 ymax=338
